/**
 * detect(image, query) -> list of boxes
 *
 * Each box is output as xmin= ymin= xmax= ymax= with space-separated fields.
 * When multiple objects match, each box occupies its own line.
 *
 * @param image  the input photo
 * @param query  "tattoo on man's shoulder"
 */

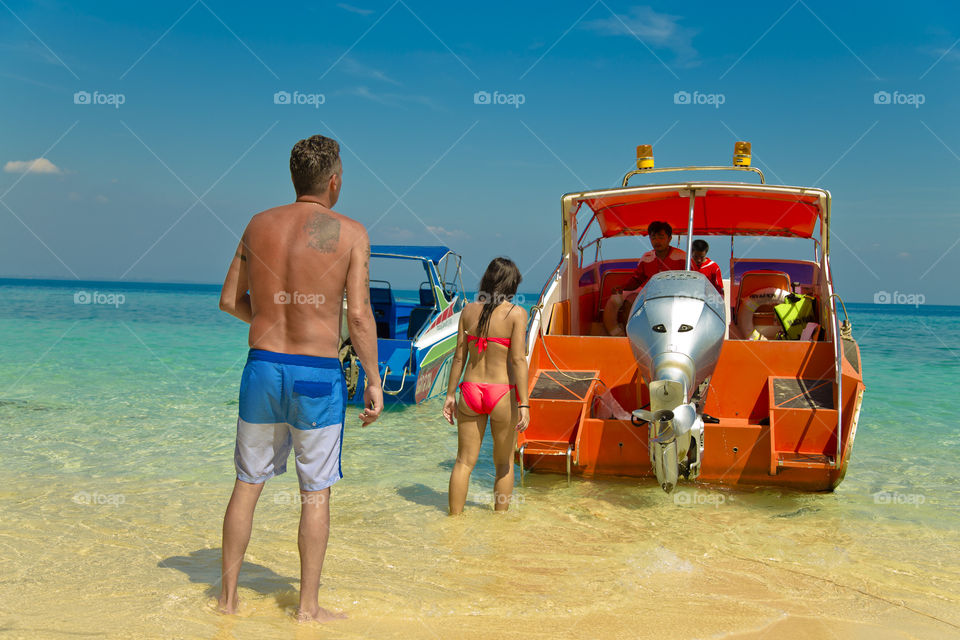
xmin=303 ymin=212 xmax=341 ymax=253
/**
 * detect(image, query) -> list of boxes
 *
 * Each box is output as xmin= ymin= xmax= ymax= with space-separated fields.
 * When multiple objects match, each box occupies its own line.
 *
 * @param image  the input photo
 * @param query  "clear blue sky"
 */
xmin=1 ymin=1 xmax=958 ymax=303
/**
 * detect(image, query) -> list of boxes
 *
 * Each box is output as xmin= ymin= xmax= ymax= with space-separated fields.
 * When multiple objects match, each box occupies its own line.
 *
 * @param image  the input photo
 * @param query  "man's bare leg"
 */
xmin=296 ymin=487 xmax=345 ymax=622
xmin=219 ymin=478 xmax=265 ymax=613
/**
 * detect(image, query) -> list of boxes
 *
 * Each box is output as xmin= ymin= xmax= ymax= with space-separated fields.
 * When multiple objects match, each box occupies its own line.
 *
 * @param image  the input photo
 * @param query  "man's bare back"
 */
xmin=238 ymin=201 xmax=365 ymax=358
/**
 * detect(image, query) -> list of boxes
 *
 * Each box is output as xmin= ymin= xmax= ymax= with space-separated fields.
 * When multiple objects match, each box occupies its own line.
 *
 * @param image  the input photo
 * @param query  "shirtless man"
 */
xmin=217 ymin=135 xmax=382 ymax=622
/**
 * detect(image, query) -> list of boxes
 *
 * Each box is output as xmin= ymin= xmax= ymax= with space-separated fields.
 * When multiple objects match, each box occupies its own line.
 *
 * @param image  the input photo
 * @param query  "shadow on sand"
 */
xmin=396 ymin=482 xmax=489 ymax=513
xmin=159 ymin=548 xmax=298 ymax=602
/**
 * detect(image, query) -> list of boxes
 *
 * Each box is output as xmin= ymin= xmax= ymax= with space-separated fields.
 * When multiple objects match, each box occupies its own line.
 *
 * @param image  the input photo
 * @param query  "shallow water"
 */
xmin=1 ymin=283 xmax=958 ymax=639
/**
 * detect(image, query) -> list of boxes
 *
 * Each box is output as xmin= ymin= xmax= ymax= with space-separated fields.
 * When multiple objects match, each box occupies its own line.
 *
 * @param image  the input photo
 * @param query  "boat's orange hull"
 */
xmin=517 ymin=335 xmax=864 ymax=491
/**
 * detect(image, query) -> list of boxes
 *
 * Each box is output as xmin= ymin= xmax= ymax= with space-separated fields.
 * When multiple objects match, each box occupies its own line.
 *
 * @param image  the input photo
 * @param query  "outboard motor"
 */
xmin=626 ymin=271 xmax=726 ymax=492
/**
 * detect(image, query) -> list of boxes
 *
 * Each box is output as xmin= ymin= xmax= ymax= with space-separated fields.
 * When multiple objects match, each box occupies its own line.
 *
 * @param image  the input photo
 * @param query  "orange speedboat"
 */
xmin=518 ymin=143 xmax=865 ymax=492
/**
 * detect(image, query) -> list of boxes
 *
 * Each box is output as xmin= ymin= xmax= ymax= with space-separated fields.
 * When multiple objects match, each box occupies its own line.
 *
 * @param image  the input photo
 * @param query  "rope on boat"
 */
xmin=529 ymin=302 xmax=611 ymax=395
xmin=338 ymin=341 xmax=359 ymax=400
xmin=829 ymin=293 xmax=853 ymax=340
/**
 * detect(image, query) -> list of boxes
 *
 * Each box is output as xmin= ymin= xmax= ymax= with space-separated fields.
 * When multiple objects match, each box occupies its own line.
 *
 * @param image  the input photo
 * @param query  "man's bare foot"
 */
xmin=296 ymin=606 xmax=347 ymax=623
xmin=216 ymin=595 xmax=238 ymax=615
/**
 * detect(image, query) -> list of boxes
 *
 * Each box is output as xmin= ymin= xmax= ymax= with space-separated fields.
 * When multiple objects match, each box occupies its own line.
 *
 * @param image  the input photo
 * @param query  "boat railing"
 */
xmin=526 ymin=258 xmax=564 ymax=340
xmin=828 ymin=292 xmax=846 ymax=466
xmin=381 ymin=364 xmax=410 ymax=396
xmin=621 ymin=165 xmax=766 ymax=187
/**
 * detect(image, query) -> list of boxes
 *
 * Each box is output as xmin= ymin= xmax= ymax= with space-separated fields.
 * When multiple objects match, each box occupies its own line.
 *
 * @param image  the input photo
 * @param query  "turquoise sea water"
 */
xmin=1 ymin=280 xmax=958 ymax=639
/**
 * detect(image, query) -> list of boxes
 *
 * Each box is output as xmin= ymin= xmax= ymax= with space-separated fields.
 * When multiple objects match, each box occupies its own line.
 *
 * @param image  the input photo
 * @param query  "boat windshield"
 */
xmin=369 ymin=256 xmax=434 ymax=305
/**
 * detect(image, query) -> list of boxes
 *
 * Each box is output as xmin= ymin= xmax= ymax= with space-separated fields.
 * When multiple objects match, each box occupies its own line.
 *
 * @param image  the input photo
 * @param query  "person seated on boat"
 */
xmin=442 ymin=257 xmax=530 ymax=515
xmin=603 ymin=221 xmax=686 ymax=336
xmin=691 ymin=239 xmax=723 ymax=296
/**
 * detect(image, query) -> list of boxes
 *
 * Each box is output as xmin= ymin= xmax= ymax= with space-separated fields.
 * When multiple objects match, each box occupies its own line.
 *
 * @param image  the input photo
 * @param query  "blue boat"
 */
xmin=339 ymin=245 xmax=466 ymax=405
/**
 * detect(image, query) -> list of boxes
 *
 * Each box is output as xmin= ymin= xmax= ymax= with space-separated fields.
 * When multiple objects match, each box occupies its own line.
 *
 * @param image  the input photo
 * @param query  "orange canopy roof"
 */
xmin=584 ymin=187 xmax=824 ymax=238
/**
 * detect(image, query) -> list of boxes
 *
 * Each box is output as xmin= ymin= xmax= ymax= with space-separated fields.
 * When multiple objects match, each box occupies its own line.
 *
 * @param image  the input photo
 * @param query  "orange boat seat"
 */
xmin=734 ymin=270 xmax=792 ymax=318
xmin=597 ymin=269 xmax=636 ymax=317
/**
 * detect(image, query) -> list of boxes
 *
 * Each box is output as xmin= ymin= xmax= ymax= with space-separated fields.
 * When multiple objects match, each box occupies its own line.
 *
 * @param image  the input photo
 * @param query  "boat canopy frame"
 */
xmin=370 ymin=245 xmax=465 ymax=307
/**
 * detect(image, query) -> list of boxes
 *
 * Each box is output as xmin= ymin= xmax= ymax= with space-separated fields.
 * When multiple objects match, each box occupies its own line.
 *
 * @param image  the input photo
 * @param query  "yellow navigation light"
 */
xmin=733 ymin=141 xmax=752 ymax=167
xmin=636 ymin=144 xmax=654 ymax=170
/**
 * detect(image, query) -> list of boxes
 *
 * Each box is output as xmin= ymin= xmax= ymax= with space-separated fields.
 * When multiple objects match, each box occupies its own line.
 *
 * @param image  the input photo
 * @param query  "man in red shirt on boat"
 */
xmin=691 ymin=239 xmax=724 ymax=296
xmin=603 ymin=221 xmax=686 ymax=336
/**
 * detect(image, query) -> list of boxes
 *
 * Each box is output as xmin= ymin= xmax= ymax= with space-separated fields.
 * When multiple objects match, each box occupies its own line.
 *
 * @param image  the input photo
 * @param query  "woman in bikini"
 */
xmin=442 ymin=257 xmax=530 ymax=514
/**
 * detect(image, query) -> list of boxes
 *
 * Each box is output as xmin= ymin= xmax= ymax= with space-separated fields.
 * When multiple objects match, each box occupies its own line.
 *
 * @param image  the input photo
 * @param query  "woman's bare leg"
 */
xmin=489 ymin=394 xmax=519 ymax=511
xmin=449 ymin=400 xmax=486 ymax=515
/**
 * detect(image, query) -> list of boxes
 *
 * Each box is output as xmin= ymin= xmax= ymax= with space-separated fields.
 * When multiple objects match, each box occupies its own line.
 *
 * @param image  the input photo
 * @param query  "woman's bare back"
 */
xmin=460 ymin=301 xmax=522 ymax=384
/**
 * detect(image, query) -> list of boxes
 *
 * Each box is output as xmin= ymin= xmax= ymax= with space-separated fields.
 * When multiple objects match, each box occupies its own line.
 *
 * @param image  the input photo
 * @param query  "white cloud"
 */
xmin=4 ymin=158 xmax=62 ymax=174
xmin=337 ymin=3 xmax=373 ymax=15
xmin=341 ymin=57 xmax=401 ymax=86
xmin=426 ymin=225 xmax=466 ymax=240
xmin=928 ymin=45 xmax=960 ymax=65
xmin=340 ymin=86 xmax=440 ymax=110
xmin=95 ymin=195 xmax=109 ymax=204
xmin=583 ymin=6 xmax=699 ymax=67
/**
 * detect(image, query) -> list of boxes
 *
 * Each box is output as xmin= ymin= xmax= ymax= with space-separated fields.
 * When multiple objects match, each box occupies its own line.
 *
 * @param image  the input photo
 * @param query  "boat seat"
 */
xmin=734 ymin=270 xmax=792 ymax=319
xmin=370 ymin=281 xmax=394 ymax=338
xmin=597 ymin=269 xmax=636 ymax=317
xmin=407 ymin=306 xmax=434 ymax=339
xmin=418 ymin=282 xmax=435 ymax=306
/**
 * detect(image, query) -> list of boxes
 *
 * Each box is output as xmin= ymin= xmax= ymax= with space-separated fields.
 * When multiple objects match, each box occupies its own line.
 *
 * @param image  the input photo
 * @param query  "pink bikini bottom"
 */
xmin=458 ymin=381 xmax=519 ymax=415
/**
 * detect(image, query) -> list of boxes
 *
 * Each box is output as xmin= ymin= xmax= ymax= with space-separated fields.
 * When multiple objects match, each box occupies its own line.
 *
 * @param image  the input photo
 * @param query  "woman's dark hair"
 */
xmin=475 ymin=257 xmax=522 ymax=337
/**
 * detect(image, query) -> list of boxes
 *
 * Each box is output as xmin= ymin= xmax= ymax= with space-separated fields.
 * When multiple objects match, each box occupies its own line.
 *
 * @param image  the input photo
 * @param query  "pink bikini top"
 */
xmin=466 ymin=334 xmax=511 ymax=353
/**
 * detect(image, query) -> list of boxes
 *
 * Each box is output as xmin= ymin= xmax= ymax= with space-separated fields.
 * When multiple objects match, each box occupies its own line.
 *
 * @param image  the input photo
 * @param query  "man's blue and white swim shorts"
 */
xmin=235 ymin=349 xmax=347 ymax=491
